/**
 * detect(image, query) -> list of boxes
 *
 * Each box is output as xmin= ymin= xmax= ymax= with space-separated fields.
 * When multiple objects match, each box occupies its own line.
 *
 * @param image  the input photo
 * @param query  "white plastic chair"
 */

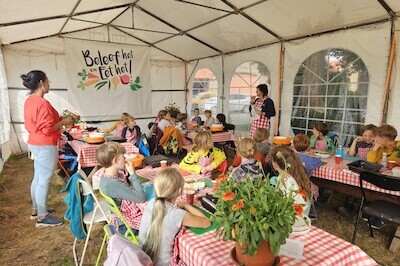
xmin=73 ymin=170 xmax=112 ymax=266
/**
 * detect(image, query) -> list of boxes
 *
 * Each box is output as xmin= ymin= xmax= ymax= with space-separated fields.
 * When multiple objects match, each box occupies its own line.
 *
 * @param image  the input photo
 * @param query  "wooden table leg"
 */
xmin=389 ymin=226 xmax=400 ymax=253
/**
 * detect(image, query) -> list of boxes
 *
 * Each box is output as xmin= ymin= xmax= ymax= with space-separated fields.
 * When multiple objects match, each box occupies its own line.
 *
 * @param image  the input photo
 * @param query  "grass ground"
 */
xmin=0 ymin=156 xmax=398 ymax=265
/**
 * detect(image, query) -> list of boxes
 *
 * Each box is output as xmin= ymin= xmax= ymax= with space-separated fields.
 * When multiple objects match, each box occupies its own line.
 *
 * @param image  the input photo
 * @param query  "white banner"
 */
xmin=65 ymin=39 xmax=151 ymax=118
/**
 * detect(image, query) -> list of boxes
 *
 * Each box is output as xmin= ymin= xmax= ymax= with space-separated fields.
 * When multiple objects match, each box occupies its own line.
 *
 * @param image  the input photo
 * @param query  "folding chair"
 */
xmin=99 ymin=190 xmax=139 ymax=244
xmin=72 ymin=171 xmax=112 ymax=266
xmin=352 ymin=171 xmax=400 ymax=243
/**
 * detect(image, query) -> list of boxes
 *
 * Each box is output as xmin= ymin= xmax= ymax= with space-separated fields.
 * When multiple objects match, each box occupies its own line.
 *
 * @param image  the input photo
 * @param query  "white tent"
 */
xmin=1 ymin=0 xmax=400 ymax=162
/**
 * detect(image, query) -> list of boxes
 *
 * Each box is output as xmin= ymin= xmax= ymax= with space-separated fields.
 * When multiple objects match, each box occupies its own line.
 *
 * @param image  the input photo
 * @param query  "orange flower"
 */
xmin=222 ymin=191 xmax=236 ymax=201
xmin=298 ymin=189 xmax=307 ymax=198
xmin=216 ymin=174 xmax=229 ymax=183
xmin=293 ymin=203 xmax=304 ymax=216
xmin=231 ymin=199 xmax=244 ymax=211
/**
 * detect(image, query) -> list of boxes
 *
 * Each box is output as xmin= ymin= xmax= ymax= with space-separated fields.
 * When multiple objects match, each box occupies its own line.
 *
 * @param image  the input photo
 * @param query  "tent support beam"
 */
xmin=58 ymin=0 xmax=82 ymax=34
xmin=108 ymin=0 xmax=141 ymax=25
xmin=273 ymin=42 xmax=284 ymax=136
xmin=5 ymin=25 xmax=103 ymax=45
xmin=188 ymin=17 xmax=390 ymax=62
xmin=135 ymin=4 xmax=222 ymax=53
xmin=381 ymin=32 xmax=396 ymax=124
xmin=376 ymin=0 xmax=396 ymax=17
xmin=112 ymin=26 xmax=186 ymax=62
xmin=0 ymin=3 xmax=135 ymax=27
xmin=220 ymin=0 xmax=282 ymax=41
xmin=175 ymin=0 xmax=232 ymax=13
xmin=61 ymin=36 xmax=148 ymax=47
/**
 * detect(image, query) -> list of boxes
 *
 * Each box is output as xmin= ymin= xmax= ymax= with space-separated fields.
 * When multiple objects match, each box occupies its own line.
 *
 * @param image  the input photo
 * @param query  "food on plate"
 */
xmin=273 ymin=136 xmax=291 ymax=145
xmin=210 ymin=124 xmax=224 ymax=132
xmin=184 ymin=180 xmax=206 ymax=191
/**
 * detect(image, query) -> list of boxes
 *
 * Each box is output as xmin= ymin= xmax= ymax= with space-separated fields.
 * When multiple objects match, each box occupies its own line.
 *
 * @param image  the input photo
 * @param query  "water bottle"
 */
xmin=381 ymin=152 xmax=388 ymax=170
xmin=336 ymin=144 xmax=344 ymax=157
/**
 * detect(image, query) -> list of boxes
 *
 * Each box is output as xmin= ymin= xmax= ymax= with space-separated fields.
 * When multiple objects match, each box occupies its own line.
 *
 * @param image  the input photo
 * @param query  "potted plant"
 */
xmin=212 ymin=173 xmax=297 ymax=266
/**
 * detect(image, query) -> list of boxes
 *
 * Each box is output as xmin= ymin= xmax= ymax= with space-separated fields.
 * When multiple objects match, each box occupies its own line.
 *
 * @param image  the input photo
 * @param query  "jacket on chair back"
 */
xmin=62 ymin=172 xmax=94 ymax=239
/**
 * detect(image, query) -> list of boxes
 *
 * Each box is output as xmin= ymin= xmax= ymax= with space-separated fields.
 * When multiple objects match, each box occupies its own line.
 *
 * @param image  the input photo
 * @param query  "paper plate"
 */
xmin=290 ymin=216 xmax=311 ymax=236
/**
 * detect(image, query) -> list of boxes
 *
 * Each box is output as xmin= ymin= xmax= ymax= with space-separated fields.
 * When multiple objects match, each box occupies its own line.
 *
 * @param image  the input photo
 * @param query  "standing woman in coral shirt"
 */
xmin=22 ymin=70 xmax=71 ymax=227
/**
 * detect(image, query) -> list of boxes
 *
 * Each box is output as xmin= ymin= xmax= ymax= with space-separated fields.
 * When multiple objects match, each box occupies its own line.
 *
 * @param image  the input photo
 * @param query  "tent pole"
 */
xmin=184 ymin=61 xmax=188 ymax=113
xmin=221 ymin=54 xmax=225 ymax=114
xmin=273 ymin=42 xmax=284 ymax=136
xmin=381 ymin=31 xmax=396 ymax=124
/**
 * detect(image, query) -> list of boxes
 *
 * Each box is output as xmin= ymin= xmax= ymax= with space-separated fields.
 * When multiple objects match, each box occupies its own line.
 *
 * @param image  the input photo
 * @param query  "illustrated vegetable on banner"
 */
xmin=76 ymin=49 xmax=142 ymax=92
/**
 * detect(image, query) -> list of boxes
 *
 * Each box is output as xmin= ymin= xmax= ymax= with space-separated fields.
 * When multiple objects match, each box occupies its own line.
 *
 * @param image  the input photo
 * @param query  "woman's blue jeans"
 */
xmin=28 ymin=144 xmax=58 ymax=216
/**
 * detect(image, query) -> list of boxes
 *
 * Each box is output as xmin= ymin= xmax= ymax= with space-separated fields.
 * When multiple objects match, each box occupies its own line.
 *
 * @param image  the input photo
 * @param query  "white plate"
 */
xmin=316 ymin=153 xmax=330 ymax=159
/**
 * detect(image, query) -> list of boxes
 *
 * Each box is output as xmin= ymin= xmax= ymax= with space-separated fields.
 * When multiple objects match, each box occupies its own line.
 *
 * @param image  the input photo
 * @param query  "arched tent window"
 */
xmin=229 ymin=61 xmax=270 ymax=135
xmin=291 ymin=49 xmax=369 ymax=146
xmin=191 ymin=68 xmax=218 ymax=113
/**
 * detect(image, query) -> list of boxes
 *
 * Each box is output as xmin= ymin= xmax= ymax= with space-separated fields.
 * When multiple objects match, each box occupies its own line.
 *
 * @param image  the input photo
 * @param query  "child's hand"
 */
xmin=201 ymin=165 xmax=214 ymax=174
xmin=125 ymin=161 xmax=135 ymax=175
xmin=355 ymin=136 xmax=363 ymax=142
xmin=176 ymin=201 xmax=188 ymax=209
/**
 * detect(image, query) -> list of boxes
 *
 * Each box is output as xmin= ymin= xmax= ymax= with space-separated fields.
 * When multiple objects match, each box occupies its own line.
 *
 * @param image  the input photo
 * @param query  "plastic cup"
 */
xmin=185 ymin=188 xmax=195 ymax=205
xmin=388 ymin=160 xmax=397 ymax=170
xmin=335 ymin=154 xmax=342 ymax=164
xmin=160 ymin=160 xmax=167 ymax=169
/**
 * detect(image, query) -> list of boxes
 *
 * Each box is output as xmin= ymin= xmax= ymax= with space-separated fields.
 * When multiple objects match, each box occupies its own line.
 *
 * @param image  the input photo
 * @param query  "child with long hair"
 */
xmin=102 ymin=112 xmax=130 ymax=137
xmin=179 ymin=131 xmax=226 ymax=176
xmin=270 ymin=146 xmax=312 ymax=217
xmin=230 ymin=138 xmax=264 ymax=181
xmin=139 ymin=168 xmax=210 ymax=265
xmin=121 ymin=115 xmax=142 ymax=146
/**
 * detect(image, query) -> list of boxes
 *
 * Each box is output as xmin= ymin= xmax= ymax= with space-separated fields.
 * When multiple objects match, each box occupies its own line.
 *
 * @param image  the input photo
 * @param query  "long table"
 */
xmin=186 ymin=131 xmax=237 ymax=143
xmin=136 ymin=166 xmax=378 ymax=266
xmin=69 ymin=140 xmax=138 ymax=167
xmin=311 ymin=157 xmax=400 ymax=202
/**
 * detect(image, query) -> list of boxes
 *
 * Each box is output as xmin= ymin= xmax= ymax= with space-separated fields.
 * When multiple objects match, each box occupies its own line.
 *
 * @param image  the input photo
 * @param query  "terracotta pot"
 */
xmin=232 ymin=241 xmax=278 ymax=266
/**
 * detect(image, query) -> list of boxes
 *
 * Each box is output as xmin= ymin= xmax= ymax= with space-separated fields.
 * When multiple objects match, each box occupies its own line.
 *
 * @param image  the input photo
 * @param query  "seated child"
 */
xmin=158 ymin=111 xmax=175 ymax=132
xmin=191 ymin=108 xmax=202 ymax=126
xmin=139 ymin=168 xmax=210 ymax=265
xmin=102 ymin=112 xmax=130 ymax=137
xmin=310 ymin=122 xmax=335 ymax=153
xmin=175 ymin=113 xmax=188 ymax=134
xmin=121 ymin=115 xmax=142 ymax=146
xmin=348 ymin=124 xmax=376 ymax=159
xmin=253 ymin=128 xmax=271 ymax=156
xmin=97 ymin=142 xmax=145 ymax=205
xmin=230 ymin=138 xmax=264 ymax=181
xmin=293 ymin=134 xmax=322 ymax=176
xmin=216 ymin=113 xmax=235 ymax=132
xmin=270 ymin=146 xmax=312 ymax=217
xmin=367 ymin=124 xmax=400 ymax=164
xmin=179 ymin=131 xmax=227 ymax=176
xmin=203 ymin=110 xmax=216 ymax=127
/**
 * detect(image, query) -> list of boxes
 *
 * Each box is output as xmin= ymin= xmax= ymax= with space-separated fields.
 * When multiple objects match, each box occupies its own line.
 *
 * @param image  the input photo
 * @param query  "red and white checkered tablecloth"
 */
xmin=312 ymin=157 xmax=400 ymax=197
xmin=186 ymin=131 xmax=237 ymax=143
xmin=69 ymin=140 xmax=138 ymax=168
xmin=174 ymin=189 xmax=377 ymax=266
xmin=136 ymin=164 xmax=203 ymax=183
xmin=177 ymin=225 xmax=377 ymax=266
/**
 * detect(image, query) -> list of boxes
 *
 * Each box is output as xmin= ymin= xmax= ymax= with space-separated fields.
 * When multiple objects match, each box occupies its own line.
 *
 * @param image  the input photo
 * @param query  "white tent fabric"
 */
xmin=0 ymin=0 xmax=400 ymax=157
xmin=0 ymin=47 xmax=10 ymax=144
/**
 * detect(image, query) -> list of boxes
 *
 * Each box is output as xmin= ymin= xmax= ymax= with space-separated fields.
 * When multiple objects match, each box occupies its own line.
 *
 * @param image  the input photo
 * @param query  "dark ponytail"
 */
xmin=20 ymin=70 xmax=46 ymax=93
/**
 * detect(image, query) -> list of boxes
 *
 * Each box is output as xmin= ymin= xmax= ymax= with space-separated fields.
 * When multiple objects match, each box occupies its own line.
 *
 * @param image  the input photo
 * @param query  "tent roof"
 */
xmin=0 ymin=0 xmax=399 ymax=61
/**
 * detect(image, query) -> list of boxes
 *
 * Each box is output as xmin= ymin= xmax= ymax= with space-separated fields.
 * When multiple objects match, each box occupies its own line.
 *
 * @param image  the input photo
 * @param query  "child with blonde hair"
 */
xmin=253 ymin=127 xmax=271 ymax=156
xmin=179 ymin=131 xmax=226 ymax=175
xmin=139 ymin=168 xmax=210 ymax=265
xmin=97 ymin=142 xmax=145 ymax=205
xmin=121 ymin=115 xmax=142 ymax=146
xmin=270 ymin=146 xmax=312 ymax=217
xmin=102 ymin=112 xmax=130 ymax=137
xmin=230 ymin=138 xmax=264 ymax=181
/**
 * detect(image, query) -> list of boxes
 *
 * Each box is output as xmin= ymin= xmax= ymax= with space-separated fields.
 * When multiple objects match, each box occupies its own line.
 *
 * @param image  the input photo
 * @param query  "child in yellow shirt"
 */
xmin=367 ymin=124 xmax=400 ymax=164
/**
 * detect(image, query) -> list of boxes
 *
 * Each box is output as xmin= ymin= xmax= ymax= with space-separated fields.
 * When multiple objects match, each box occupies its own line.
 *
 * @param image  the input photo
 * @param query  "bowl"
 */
xmin=126 ymin=153 xmax=144 ymax=168
xmin=86 ymin=132 xmax=105 ymax=144
xmin=273 ymin=136 xmax=291 ymax=145
xmin=210 ymin=124 xmax=224 ymax=132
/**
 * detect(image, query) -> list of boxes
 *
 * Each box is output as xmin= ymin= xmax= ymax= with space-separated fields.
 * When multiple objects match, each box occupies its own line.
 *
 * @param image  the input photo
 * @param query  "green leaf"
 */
xmin=95 ymin=81 xmax=107 ymax=90
xmin=136 ymin=84 xmax=142 ymax=89
xmin=135 ymin=76 xmax=140 ymax=83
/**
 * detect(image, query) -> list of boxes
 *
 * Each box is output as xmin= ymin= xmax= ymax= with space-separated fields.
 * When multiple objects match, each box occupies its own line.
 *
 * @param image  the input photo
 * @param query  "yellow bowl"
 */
xmin=126 ymin=153 xmax=144 ymax=168
xmin=273 ymin=136 xmax=291 ymax=145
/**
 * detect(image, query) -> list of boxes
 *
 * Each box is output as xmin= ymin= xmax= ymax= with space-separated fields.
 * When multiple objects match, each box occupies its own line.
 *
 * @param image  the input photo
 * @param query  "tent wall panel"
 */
xmin=281 ymin=22 xmax=391 ymax=136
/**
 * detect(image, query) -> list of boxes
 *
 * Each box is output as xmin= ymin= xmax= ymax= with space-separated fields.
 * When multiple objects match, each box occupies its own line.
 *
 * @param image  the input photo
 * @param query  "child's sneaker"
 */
xmin=35 ymin=215 xmax=63 ymax=227
xmin=30 ymin=209 xmax=55 ymax=220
